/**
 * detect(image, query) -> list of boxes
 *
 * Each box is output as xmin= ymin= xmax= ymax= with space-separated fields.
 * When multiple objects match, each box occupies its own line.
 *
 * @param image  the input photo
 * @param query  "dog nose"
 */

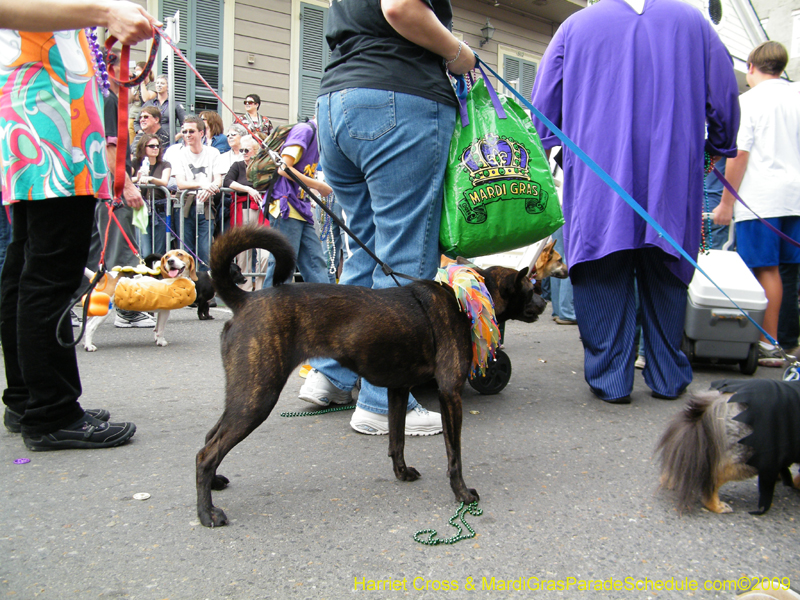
xmin=532 ymin=295 xmax=546 ymax=314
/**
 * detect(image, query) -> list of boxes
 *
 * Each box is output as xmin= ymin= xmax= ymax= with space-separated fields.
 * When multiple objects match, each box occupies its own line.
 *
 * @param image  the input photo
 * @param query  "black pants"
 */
xmin=1 ymin=197 xmax=96 ymax=434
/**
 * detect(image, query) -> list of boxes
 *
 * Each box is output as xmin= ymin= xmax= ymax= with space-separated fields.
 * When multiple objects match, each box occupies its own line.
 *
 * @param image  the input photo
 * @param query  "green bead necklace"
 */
xmin=414 ymin=501 xmax=482 ymax=546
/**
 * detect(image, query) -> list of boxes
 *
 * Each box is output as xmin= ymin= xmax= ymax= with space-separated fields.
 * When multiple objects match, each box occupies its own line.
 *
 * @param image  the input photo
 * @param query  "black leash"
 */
xmin=270 ymin=150 xmax=419 ymax=288
xmin=56 ymin=267 xmax=108 ymax=348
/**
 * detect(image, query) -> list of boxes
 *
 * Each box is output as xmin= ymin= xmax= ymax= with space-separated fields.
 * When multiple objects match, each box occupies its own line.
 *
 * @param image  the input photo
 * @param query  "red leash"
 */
xmin=98 ymin=35 xmax=163 ymax=267
xmin=153 ymin=28 xmax=258 ymax=138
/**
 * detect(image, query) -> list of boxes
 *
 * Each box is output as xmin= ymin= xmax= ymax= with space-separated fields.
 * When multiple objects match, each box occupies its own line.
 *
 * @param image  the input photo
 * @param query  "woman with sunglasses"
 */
xmin=238 ymin=93 xmax=273 ymax=139
xmin=223 ymin=135 xmax=267 ymax=289
xmin=133 ymin=134 xmax=172 ymax=255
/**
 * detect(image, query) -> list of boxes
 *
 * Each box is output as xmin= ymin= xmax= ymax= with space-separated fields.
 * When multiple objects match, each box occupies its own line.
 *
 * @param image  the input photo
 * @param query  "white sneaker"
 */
xmin=350 ymin=405 xmax=443 ymax=436
xmin=298 ymin=369 xmax=353 ymax=407
xmin=635 ymin=355 xmax=646 ymax=370
xmin=114 ymin=310 xmax=156 ymax=328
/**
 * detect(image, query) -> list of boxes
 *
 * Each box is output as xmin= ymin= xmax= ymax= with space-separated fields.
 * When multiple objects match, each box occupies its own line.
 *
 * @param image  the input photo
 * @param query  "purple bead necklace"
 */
xmin=84 ymin=27 xmax=110 ymax=97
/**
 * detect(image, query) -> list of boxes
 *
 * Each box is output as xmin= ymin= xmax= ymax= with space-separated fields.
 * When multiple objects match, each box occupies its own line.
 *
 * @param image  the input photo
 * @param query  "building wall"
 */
xmin=234 ymin=0 xmax=561 ymax=127
xmin=232 ymin=0 xmax=290 ymax=123
xmin=127 ymin=0 xmax=562 ymax=127
xmin=751 ymin=0 xmax=800 ymax=80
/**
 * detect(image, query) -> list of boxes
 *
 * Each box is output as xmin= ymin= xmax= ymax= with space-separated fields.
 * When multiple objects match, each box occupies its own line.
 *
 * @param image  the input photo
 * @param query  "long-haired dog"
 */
xmin=196 ymin=225 xmax=546 ymax=527
xmin=656 ymin=380 xmax=800 ymax=515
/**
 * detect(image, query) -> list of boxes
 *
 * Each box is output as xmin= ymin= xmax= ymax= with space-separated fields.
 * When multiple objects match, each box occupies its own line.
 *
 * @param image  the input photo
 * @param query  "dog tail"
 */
xmin=655 ymin=390 xmax=729 ymax=511
xmin=209 ymin=225 xmax=296 ymax=312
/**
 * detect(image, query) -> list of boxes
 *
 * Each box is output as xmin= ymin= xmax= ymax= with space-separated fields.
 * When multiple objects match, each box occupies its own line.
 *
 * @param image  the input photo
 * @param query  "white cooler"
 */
xmin=684 ymin=249 xmax=767 ymax=374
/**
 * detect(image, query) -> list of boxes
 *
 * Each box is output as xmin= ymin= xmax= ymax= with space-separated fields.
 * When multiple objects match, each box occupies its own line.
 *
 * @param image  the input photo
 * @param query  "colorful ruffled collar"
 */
xmin=435 ymin=264 xmax=501 ymax=377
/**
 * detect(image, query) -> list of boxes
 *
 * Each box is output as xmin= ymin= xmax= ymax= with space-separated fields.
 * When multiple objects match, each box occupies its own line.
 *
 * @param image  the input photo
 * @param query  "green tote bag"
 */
xmin=440 ymin=71 xmax=564 ymax=258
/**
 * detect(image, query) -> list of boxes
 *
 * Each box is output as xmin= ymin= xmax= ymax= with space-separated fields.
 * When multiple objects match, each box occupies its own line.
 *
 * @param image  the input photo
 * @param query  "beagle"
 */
xmin=82 ymin=249 xmax=198 ymax=352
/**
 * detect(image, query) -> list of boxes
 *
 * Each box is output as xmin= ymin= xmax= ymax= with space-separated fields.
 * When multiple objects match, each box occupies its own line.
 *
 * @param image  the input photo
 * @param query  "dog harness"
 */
xmin=435 ymin=265 xmax=501 ymax=377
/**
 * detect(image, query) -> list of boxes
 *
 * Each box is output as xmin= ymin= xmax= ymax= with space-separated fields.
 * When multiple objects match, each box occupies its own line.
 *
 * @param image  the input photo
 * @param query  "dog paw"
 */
xmin=211 ymin=474 xmax=230 ymax=490
xmin=457 ymin=488 xmax=480 ymax=504
xmin=199 ymin=506 xmax=229 ymax=528
xmin=705 ymin=501 xmax=733 ymax=513
xmin=84 ymin=344 xmax=97 ymax=352
xmin=155 ymin=338 xmax=168 ymax=347
xmin=396 ymin=466 xmax=421 ymax=481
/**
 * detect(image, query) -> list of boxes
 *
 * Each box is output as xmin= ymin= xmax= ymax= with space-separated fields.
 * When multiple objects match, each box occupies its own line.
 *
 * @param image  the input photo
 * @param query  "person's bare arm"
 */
xmin=0 ymin=0 xmax=160 ymax=46
xmin=712 ymin=151 xmax=749 ymax=226
xmin=381 ymin=0 xmax=475 ymax=75
xmin=278 ymin=156 xmax=332 ymax=197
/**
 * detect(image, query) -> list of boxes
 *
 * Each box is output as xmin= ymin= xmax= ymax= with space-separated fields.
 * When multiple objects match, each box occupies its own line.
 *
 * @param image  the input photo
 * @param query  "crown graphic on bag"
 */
xmin=460 ymin=133 xmax=530 ymax=187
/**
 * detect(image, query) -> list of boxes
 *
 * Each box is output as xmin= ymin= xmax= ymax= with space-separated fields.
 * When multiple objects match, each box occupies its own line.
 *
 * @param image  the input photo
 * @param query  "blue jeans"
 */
xmin=140 ymin=209 xmax=168 ymax=256
xmin=704 ymin=156 xmax=730 ymax=250
xmin=549 ymin=229 xmax=575 ymax=321
xmin=264 ymin=215 xmax=330 ymax=285
xmin=182 ymin=201 xmax=210 ymax=272
xmin=311 ymin=89 xmax=456 ymax=415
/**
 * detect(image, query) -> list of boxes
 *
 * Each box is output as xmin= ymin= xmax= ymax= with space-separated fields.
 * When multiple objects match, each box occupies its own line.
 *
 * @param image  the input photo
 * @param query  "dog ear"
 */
xmin=516 ymin=267 xmax=530 ymax=287
xmin=159 ymin=254 xmax=169 ymax=277
xmin=187 ymin=255 xmax=198 ymax=282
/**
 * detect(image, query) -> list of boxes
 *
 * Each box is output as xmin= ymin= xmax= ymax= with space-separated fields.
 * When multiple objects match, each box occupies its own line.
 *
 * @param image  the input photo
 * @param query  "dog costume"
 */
xmin=712 ymin=378 xmax=800 ymax=513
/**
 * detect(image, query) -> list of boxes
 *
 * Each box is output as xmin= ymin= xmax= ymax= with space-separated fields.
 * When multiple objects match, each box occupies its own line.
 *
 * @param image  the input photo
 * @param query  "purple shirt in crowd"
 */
xmin=530 ymin=0 xmax=740 ymax=284
xmin=272 ymin=121 xmax=319 ymax=223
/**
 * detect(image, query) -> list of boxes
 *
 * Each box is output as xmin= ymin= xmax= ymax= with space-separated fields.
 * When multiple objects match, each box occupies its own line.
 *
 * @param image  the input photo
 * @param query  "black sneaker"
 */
xmin=22 ymin=414 xmax=135 ymax=451
xmin=4 ymin=407 xmax=111 ymax=434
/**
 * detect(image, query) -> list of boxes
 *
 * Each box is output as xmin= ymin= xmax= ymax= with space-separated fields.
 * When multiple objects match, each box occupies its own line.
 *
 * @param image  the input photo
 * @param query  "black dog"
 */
xmin=194 ymin=263 xmax=246 ymax=320
xmin=657 ymin=379 xmax=800 ymax=515
xmin=196 ymin=225 xmax=546 ymax=527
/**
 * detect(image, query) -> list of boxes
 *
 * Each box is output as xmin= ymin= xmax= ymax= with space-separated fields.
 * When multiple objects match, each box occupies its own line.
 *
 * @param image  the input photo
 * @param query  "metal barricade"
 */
xmin=218 ymin=188 xmax=267 ymax=287
xmin=137 ymin=184 xmax=174 ymax=256
xmin=171 ymin=188 xmax=266 ymax=286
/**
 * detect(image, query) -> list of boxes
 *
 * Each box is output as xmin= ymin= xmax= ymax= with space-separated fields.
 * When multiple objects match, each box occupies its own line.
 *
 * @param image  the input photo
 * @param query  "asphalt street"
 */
xmin=1 ymin=301 xmax=798 ymax=600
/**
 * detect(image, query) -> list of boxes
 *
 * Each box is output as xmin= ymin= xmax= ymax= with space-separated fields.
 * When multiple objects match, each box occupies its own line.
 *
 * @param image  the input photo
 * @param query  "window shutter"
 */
xmin=160 ymin=0 xmax=188 ymax=106
xmin=194 ymin=0 xmax=223 ymax=112
xmin=298 ymin=3 xmax=328 ymax=121
xmin=520 ymin=61 xmax=536 ymax=101
xmin=503 ymin=55 xmax=521 ymax=94
xmin=159 ymin=0 xmax=222 ymax=113
xmin=502 ymin=54 xmax=537 ymax=101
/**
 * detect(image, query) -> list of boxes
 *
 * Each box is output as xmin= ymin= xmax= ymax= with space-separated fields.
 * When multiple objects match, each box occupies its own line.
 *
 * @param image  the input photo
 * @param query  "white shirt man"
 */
xmin=172 ymin=116 xmax=226 ymax=271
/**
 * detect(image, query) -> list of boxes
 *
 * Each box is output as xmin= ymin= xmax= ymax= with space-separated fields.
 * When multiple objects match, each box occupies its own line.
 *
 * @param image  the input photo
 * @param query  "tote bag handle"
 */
xmin=455 ymin=64 xmax=506 ymax=127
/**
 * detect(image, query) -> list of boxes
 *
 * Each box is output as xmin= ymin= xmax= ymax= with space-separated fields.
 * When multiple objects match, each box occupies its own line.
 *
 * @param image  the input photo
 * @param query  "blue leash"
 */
xmin=472 ymin=57 xmax=795 ymax=366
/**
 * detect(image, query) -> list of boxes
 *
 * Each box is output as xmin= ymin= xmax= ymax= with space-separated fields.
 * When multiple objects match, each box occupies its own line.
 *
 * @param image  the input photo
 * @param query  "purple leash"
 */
xmin=712 ymin=165 xmax=800 ymax=250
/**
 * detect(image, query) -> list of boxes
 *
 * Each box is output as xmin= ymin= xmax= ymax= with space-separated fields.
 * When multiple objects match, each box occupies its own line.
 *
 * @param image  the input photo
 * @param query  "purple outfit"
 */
xmin=531 ymin=0 xmax=740 ymax=285
xmin=271 ymin=121 xmax=319 ymax=223
xmin=529 ymin=0 xmax=740 ymax=402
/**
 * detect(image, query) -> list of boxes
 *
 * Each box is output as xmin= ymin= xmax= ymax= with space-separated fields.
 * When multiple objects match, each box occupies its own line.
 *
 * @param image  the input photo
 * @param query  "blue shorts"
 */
xmin=737 ymin=216 xmax=800 ymax=269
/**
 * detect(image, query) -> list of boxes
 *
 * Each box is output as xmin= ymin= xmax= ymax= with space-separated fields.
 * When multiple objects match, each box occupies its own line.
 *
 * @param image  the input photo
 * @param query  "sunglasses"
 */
xmin=240 ymin=148 xmax=252 ymax=155
xmin=146 ymin=144 xmax=160 ymax=149
xmin=226 ymin=132 xmax=239 ymax=138
xmin=139 ymin=114 xmax=152 ymax=120
xmin=243 ymin=100 xmax=255 ymax=105
xmin=182 ymin=130 xmax=198 ymax=135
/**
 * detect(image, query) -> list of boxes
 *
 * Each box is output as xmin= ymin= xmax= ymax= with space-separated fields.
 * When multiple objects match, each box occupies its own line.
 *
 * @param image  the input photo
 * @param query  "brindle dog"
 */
xmin=196 ymin=225 xmax=546 ymax=527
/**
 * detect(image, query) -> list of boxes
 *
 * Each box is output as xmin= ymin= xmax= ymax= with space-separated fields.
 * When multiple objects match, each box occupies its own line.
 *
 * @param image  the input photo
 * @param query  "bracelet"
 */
xmin=445 ymin=41 xmax=463 ymax=66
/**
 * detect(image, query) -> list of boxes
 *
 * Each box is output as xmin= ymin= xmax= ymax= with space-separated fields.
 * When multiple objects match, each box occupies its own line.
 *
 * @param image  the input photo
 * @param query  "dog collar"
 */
xmin=435 ymin=265 xmax=501 ymax=377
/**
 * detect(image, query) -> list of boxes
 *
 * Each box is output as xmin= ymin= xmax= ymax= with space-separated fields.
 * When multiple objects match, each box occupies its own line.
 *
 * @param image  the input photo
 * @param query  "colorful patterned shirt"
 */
xmin=0 ymin=30 xmax=110 ymax=203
